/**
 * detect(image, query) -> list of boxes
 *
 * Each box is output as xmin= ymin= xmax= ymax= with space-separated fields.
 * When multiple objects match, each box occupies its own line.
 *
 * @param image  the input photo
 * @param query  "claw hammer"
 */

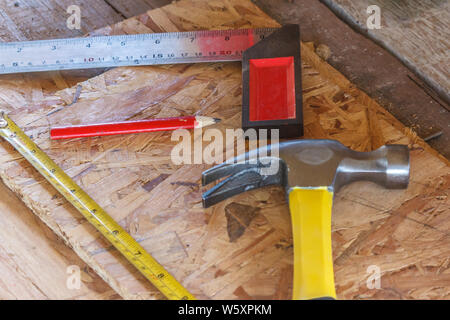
xmin=202 ymin=139 xmax=410 ymax=300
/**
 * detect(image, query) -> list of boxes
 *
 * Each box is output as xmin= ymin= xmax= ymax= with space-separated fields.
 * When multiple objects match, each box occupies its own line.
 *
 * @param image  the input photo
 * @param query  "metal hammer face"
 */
xmin=278 ymin=139 xmax=409 ymax=192
xmin=202 ymin=139 xmax=410 ymax=300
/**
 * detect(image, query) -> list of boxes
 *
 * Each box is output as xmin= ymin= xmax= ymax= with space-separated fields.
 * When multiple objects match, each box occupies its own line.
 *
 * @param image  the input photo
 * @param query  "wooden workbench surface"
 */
xmin=0 ymin=0 xmax=448 ymax=300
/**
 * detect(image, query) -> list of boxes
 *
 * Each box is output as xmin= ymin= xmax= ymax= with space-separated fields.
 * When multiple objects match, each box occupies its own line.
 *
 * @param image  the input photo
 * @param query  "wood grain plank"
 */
xmin=0 ymin=180 xmax=119 ymax=299
xmin=105 ymin=0 xmax=172 ymax=18
xmin=321 ymin=0 xmax=450 ymax=104
xmin=0 ymin=0 xmax=124 ymax=41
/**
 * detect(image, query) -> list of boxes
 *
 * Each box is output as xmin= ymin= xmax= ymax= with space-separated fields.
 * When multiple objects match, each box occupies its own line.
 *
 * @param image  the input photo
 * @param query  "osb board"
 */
xmin=321 ymin=0 xmax=450 ymax=102
xmin=0 ymin=0 xmax=448 ymax=299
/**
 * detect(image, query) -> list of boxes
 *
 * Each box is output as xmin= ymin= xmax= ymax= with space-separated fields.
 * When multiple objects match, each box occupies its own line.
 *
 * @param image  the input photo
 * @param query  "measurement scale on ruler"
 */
xmin=0 ymin=27 xmax=279 ymax=299
xmin=0 ymin=28 xmax=277 ymax=74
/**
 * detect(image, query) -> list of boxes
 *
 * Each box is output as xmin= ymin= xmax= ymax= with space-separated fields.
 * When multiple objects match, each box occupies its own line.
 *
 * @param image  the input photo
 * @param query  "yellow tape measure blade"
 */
xmin=0 ymin=112 xmax=194 ymax=300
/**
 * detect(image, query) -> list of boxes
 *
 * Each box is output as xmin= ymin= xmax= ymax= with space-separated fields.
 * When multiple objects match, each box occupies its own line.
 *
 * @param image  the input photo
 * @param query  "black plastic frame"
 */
xmin=242 ymin=24 xmax=303 ymax=139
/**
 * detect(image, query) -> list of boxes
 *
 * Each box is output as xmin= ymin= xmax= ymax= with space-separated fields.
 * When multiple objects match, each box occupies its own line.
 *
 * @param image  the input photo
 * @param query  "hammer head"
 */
xmin=202 ymin=139 xmax=409 ymax=208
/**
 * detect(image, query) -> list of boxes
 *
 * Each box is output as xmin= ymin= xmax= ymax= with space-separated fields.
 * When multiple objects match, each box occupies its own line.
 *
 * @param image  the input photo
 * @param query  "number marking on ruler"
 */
xmin=0 ymin=28 xmax=277 ymax=74
xmin=0 ymin=112 xmax=194 ymax=300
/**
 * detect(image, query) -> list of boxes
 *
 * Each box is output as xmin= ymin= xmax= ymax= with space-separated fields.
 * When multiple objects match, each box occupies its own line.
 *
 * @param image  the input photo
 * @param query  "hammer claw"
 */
xmin=202 ymin=162 xmax=257 ymax=186
xmin=202 ymin=157 xmax=284 ymax=208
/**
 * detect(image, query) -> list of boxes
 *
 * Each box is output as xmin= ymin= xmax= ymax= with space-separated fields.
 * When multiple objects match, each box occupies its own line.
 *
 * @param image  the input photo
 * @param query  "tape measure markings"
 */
xmin=0 ymin=28 xmax=277 ymax=74
xmin=0 ymin=113 xmax=194 ymax=300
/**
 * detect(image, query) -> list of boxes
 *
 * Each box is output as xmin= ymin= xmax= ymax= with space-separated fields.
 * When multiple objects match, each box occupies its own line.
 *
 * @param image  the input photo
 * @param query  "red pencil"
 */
xmin=50 ymin=116 xmax=221 ymax=140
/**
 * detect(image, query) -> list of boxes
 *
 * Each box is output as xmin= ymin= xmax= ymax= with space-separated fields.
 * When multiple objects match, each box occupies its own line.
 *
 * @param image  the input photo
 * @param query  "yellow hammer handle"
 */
xmin=289 ymin=187 xmax=336 ymax=300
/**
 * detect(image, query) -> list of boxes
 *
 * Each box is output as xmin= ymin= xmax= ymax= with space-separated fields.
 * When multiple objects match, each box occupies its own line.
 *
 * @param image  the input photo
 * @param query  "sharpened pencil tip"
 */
xmin=195 ymin=116 xmax=222 ymax=128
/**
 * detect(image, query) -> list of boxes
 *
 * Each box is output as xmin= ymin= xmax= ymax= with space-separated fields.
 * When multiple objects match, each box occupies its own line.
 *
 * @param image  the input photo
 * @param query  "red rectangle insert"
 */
xmin=249 ymin=56 xmax=296 ymax=122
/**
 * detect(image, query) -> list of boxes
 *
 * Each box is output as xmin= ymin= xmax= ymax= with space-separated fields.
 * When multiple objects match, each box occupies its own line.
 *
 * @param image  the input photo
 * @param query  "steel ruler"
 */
xmin=0 ymin=112 xmax=195 ymax=300
xmin=0 ymin=28 xmax=277 ymax=74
